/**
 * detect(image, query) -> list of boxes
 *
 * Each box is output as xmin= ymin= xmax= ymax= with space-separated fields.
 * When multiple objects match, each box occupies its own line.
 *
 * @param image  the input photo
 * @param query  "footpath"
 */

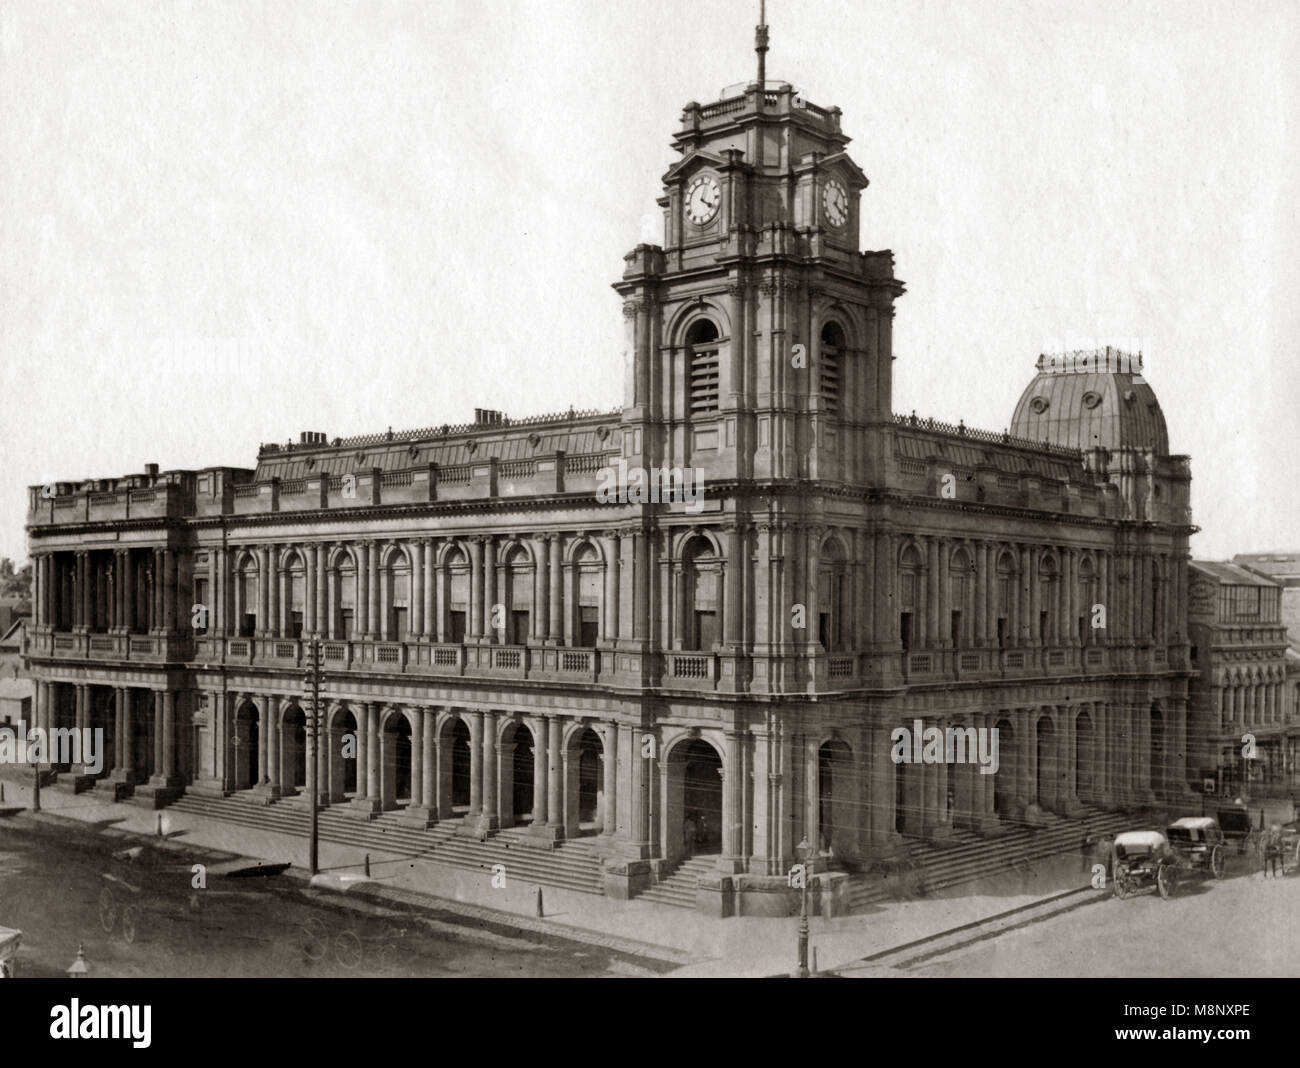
xmin=0 ymin=771 xmax=1104 ymax=977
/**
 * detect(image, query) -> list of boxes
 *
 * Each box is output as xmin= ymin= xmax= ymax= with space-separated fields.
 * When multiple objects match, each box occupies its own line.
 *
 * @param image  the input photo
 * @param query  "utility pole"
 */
xmin=303 ymin=637 xmax=322 ymax=876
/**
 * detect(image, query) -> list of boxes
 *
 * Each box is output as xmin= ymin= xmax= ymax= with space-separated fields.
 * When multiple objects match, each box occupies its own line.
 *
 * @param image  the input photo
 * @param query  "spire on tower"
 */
xmin=755 ymin=0 xmax=769 ymax=88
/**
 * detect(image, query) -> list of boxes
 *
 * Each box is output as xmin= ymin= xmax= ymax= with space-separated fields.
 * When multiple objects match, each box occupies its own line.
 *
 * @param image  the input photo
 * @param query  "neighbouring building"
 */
xmin=21 ymin=22 xmax=1198 ymax=914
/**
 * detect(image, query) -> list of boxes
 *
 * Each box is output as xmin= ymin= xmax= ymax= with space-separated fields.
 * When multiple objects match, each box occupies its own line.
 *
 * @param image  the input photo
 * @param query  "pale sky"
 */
xmin=2 ymin=0 xmax=1297 ymax=565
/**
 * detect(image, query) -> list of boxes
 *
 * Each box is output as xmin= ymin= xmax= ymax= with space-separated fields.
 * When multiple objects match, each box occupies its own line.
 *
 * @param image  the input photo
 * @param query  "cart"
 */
xmin=1166 ymin=817 xmax=1226 ymax=880
xmin=295 ymin=916 xmax=407 ymax=972
xmin=1112 ymin=830 xmax=1179 ymax=900
xmin=99 ymin=844 xmax=289 ymax=944
xmin=1216 ymin=807 xmax=1260 ymax=856
xmin=0 ymin=926 xmax=20 ymax=978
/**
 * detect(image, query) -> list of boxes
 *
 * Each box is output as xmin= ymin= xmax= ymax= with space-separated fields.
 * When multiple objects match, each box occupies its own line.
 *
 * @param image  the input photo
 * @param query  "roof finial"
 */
xmin=755 ymin=0 xmax=769 ymax=89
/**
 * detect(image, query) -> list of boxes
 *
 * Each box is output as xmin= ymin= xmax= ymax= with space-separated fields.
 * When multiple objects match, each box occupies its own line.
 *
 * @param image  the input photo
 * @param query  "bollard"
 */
xmin=364 ymin=853 xmax=371 ymax=878
xmin=535 ymin=886 xmax=543 ymax=918
xmin=156 ymin=813 xmax=163 ymax=837
xmin=811 ymin=946 xmax=818 ymax=975
xmin=0 ymin=782 xmax=5 ymax=803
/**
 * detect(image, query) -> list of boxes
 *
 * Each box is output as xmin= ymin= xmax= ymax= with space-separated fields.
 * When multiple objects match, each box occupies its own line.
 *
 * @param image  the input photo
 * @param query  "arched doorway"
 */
xmin=380 ymin=710 xmax=412 ymax=811
xmin=91 ymin=688 xmax=115 ymax=780
xmin=503 ymin=720 xmax=535 ymax=828
xmin=438 ymin=716 xmax=472 ymax=816
xmin=994 ymin=717 xmax=1015 ymax=815
xmin=1076 ymin=710 xmax=1095 ymax=801
xmin=281 ymin=704 xmax=307 ymax=793
xmin=328 ymin=706 xmax=358 ymax=802
xmin=1036 ymin=716 xmax=1056 ymax=810
xmin=1150 ymin=704 xmax=1165 ymax=797
xmin=665 ymin=737 xmax=723 ymax=864
xmin=129 ymin=691 xmax=152 ymax=782
xmin=818 ymin=738 xmax=855 ymax=858
xmin=233 ymin=700 xmax=260 ymax=791
xmin=562 ymin=725 xmax=607 ymax=837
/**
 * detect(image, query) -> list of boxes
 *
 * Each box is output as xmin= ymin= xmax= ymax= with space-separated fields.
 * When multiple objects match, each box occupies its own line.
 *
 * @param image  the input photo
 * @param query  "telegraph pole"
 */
xmin=303 ymin=638 xmax=322 ymax=876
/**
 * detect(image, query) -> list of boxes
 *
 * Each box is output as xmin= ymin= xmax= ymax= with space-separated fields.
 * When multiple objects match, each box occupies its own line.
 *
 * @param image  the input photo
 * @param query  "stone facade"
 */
xmin=24 ymin=74 xmax=1198 ymax=913
xmin=1188 ymin=560 xmax=1299 ymax=797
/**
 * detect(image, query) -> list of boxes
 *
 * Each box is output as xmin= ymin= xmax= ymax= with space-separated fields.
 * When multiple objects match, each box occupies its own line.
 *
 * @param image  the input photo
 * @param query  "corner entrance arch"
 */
xmin=663 ymin=737 xmax=723 ymax=865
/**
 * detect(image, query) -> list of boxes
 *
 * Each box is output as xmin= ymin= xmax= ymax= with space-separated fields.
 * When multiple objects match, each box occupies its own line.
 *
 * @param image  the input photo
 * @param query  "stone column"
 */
xmin=422 ymin=541 xmax=435 ymax=639
xmin=409 ymin=711 xmax=423 ymax=808
xmin=266 ymin=694 xmax=281 ymax=793
xmin=411 ymin=544 xmax=424 ymax=639
xmin=368 ymin=542 xmax=380 ymax=640
xmin=719 ymin=730 xmax=744 ymax=872
xmin=723 ymin=526 xmax=743 ymax=648
xmin=304 ymin=545 xmax=316 ymax=637
xmin=482 ymin=537 xmax=497 ymax=641
xmin=601 ymin=533 xmax=620 ymax=644
xmin=546 ymin=716 xmax=563 ymax=834
xmin=480 ymin=710 xmax=498 ymax=832
xmin=533 ymin=537 xmax=549 ymax=642
xmin=467 ymin=711 xmax=483 ymax=815
xmin=421 ymin=709 xmax=436 ymax=814
xmin=548 ymin=535 xmax=563 ymax=643
xmin=466 ymin=538 xmax=483 ymax=640
xmin=601 ymin=723 xmax=618 ymax=835
xmin=316 ymin=544 xmax=329 ymax=635
xmin=870 ymin=720 xmax=895 ymax=847
xmin=256 ymin=546 xmax=270 ymax=636
xmin=530 ymin=718 xmax=548 ymax=826
xmin=366 ymin=703 xmax=380 ymax=805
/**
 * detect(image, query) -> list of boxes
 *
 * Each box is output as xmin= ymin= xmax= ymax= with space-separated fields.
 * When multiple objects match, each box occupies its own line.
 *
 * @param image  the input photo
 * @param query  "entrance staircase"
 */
xmin=844 ymin=807 xmax=1140 ymax=912
xmin=636 ymin=855 xmax=718 ymax=909
xmin=167 ymin=793 xmax=607 ymax=895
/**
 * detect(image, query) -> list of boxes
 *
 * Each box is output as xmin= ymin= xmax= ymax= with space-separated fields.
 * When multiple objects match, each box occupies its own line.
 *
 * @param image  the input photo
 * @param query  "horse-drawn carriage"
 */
xmin=1165 ymin=817 xmax=1227 ymax=880
xmin=99 ymin=844 xmax=289 ymax=944
xmin=1112 ymin=831 xmax=1180 ymax=900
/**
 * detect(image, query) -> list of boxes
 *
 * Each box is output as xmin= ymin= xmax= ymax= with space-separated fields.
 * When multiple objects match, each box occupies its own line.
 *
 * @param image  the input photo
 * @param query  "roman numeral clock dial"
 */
xmin=685 ymin=174 xmax=721 ymax=225
xmin=823 ymin=178 xmax=849 ymax=228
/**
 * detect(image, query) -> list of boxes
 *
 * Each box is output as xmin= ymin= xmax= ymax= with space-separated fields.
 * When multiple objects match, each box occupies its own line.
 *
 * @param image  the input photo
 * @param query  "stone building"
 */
xmin=23 ymin=30 xmax=1198 ymax=914
xmin=1187 ymin=561 xmax=1296 ymax=797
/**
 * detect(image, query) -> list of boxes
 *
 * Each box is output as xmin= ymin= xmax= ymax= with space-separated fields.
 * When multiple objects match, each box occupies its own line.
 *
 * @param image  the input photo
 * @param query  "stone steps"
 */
xmin=635 ymin=855 xmax=719 ymax=909
xmin=168 ymin=794 xmax=607 ymax=895
xmin=845 ymin=808 xmax=1138 ymax=911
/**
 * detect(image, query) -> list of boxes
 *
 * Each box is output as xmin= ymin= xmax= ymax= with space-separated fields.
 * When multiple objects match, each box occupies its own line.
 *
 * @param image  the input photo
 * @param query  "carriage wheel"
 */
xmin=297 ymin=918 xmax=329 ymax=962
xmin=98 ymin=888 xmax=118 ymax=933
xmin=1210 ymin=845 xmax=1225 ymax=880
xmin=1156 ymin=862 xmax=1176 ymax=900
xmin=375 ymin=940 xmax=399 ymax=971
xmin=1112 ymin=869 xmax=1130 ymax=899
xmin=121 ymin=905 xmax=138 ymax=944
xmin=334 ymin=931 xmax=363 ymax=970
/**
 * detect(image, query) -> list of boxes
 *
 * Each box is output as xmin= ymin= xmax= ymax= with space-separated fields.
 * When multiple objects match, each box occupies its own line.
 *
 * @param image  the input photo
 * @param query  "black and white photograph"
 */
xmin=1 ymin=0 xmax=1297 ymax=1027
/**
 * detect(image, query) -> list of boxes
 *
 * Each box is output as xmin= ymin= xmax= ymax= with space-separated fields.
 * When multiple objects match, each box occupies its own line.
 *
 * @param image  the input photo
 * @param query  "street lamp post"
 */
xmin=795 ymin=836 xmax=811 ymax=978
xmin=303 ymin=638 xmax=322 ymax=877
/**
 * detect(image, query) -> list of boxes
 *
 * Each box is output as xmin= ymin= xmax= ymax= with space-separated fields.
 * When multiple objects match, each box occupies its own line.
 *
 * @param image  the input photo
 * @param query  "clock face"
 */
xmin=685 ymin=174 xmax=721 ymax=225
xmin=822 ymin=179 xmax=849 ymax=227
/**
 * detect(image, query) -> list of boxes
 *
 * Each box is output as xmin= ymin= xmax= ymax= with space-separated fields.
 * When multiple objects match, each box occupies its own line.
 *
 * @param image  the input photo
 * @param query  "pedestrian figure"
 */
xmin=1263 ymin=824 xmax=1283 ymax=878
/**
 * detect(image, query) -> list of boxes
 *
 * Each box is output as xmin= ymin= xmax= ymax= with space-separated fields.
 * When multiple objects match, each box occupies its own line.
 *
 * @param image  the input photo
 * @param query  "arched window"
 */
xmin=949 ymin=546 xmax=971 ymax=648
xmin=1038 ymin=553 xmax=1058 ymax=643
xmin=1078 ymin=555 xmax=1097 ymax=646
xmin=683 ymin=537 xmax=721 ymax=651
xmin=333 ymin=550 xmax=357 ymax=640
xmin=821 ymin=322 xmax=846 ymax=415
xmin=384 ymin=548 xmax=411 ymax=641
xmin=819 ymin=539 xmax=849 ymax=652
xmin=687 ymin=319 xmax=720 ymax=415
xmin=445 ymin=546 xmax=470 ymax=643
xmin=282 ymin=550 xmax=305 ymax=638
xmin=502 ymin=544 xmax=533 ymax=644
xmin=898 ymin=543 xmax=924 ymax=652
xmin=573 ymin=543 xmax=602 ymax=647
xmin=995 ymin=550 xmax=1016 ymax=649
xmin=236 ymin=556 xmax=258 ymax=637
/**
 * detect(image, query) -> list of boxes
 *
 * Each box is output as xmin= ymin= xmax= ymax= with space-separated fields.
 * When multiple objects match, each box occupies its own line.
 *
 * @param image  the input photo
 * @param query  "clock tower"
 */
xmin=613 ymin=12 xmax=906 ymax=492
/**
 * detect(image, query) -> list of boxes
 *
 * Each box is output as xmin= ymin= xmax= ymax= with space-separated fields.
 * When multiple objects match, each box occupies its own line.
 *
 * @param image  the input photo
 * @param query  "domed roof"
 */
xmin=1009 ymin=349 xmax=1169 ymax=454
